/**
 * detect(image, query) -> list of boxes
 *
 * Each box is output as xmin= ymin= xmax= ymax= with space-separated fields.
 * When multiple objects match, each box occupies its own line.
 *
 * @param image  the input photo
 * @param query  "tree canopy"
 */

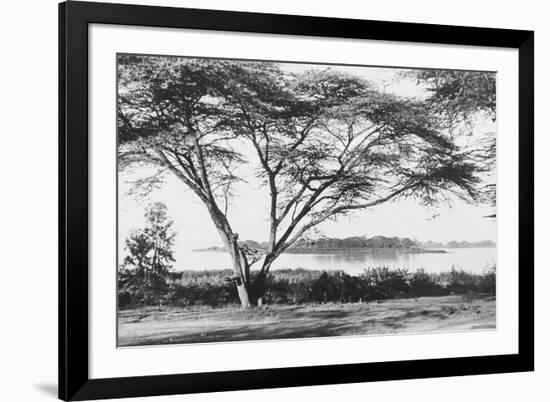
xmin=413 ymin=69 xmax=496 ymax=211
xmin=414 ymin=70 xmax=496 ymax=123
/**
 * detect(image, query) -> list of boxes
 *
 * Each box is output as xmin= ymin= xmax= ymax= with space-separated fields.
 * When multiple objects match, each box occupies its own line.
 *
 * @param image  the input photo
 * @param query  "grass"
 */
xmin=118 ymin=294 xmax=496 ymax=346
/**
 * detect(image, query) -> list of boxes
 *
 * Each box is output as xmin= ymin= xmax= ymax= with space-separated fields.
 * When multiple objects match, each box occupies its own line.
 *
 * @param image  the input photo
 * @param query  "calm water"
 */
xmin=176 ymin=248 xmax=496 ymax=274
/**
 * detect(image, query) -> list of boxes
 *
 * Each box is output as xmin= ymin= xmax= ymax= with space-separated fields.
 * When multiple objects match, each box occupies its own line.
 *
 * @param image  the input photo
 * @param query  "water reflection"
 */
xmin=177 ymin=248 xmax=496 ymax=274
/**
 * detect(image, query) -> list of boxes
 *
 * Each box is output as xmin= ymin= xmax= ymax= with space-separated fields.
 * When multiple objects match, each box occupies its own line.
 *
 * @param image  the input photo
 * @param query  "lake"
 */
xmin=175 ymin=248 xmax=496 ymax=274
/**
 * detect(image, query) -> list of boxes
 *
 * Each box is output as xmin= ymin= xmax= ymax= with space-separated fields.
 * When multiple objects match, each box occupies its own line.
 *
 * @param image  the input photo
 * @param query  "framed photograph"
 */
xmin=59 ymin=1 xmax=534 ymax=400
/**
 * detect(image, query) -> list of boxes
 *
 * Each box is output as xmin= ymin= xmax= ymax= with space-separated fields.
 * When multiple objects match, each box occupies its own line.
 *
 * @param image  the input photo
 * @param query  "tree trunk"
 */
xmin=248 ymin=260 xmax=272 ymax=307
xmin=236 ymin=282 xmax=252 ymax=308
xmin=229 ymin=250 xmax=253 ymax=308
xmin=230 ymin=254 xmax=272 ymax=308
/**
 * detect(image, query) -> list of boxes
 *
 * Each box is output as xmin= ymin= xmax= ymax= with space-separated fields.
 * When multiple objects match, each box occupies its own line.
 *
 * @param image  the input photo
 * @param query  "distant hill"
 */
xmin=193 ymin=236 xmax=495 ymax=252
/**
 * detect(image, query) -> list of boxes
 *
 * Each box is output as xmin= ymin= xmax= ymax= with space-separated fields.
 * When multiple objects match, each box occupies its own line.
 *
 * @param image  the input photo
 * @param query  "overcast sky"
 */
xmin=118 ymin=62 xmax=496 ymax=253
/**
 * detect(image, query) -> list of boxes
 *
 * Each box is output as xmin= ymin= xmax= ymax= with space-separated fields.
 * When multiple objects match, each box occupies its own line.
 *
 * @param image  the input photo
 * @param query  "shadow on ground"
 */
xmin=119 ymin=295 xmax=496 ymax=347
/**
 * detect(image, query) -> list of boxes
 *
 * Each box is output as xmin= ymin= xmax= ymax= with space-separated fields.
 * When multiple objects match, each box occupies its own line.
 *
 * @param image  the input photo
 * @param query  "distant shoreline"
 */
xmin=191 ymin=247 xmax=450 ymax=254
xmin=285 ymin=248 xmax=448 ymax=254
xmin=192 ymin=236 xmax=496 ymax=253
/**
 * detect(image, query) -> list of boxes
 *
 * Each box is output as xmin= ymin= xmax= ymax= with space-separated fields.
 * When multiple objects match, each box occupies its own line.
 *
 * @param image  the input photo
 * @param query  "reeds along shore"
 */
xmin=118 ymin=265 xmax=496 ymax=309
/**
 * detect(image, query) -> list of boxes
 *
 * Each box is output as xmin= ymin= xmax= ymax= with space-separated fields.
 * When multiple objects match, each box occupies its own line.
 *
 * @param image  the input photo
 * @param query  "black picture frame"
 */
xmin=59 ymin=1 xmax=534 ymax=400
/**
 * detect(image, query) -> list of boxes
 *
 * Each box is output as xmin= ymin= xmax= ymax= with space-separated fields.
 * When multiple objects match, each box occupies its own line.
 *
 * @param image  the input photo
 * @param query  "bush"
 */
xmin=409 ymin=269 xmax=442 ymax=297
xmin=478 ymin=265 xmax=496 ymax=295
xmin=361 ymin=267 xmax=410 ymax=299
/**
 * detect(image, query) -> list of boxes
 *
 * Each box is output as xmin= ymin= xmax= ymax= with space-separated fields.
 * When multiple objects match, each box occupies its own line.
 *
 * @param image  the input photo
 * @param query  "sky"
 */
xmin=118 ymin=62 xmax=496 ymax=253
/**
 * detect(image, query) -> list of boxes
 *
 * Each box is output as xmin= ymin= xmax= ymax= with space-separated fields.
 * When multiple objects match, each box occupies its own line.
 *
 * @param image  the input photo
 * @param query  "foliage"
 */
xmin=414 ymin=70 xmax=496 ymax=123
xmin=412 ymin=69 xmax=497 ymax=209
xmin=409 ymin=269 xmax=444 ymax=297
xmin=118 ymin=202 xmax=176 ymax=306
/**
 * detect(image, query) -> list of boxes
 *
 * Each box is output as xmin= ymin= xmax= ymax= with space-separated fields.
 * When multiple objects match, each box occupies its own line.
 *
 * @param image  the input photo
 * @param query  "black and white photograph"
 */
xmin=116 ymin=55 xmax=497 ymax=347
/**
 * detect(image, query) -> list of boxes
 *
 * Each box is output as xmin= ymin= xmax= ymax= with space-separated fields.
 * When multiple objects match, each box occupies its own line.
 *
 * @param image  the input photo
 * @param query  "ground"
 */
xmin=117 ymin=294 xmax=496 ymax=347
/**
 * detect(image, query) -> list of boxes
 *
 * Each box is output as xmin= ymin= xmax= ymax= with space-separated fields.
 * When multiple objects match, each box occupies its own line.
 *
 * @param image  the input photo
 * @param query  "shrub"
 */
xmin=409 ymin=269 xmax=442 ymax=297
xmin=478 ymin=264 xmax=496 ymax=295
xmin=361 ymin=267 xmax=410 ymax=299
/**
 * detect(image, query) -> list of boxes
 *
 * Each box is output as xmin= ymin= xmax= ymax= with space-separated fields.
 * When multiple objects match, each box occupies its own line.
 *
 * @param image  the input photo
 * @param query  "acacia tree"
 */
xmin=118 ymin=56 xmax=484 ymax=308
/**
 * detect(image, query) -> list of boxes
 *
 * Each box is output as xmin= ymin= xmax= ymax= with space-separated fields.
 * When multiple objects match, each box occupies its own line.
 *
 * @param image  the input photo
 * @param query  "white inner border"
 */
xmin=89 ymin=24 xmax=519 ymax=379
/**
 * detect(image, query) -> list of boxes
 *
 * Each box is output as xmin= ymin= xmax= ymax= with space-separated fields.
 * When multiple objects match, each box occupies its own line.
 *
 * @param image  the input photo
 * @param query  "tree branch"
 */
xmin=278 ymin=184 xmax=414 ymax=254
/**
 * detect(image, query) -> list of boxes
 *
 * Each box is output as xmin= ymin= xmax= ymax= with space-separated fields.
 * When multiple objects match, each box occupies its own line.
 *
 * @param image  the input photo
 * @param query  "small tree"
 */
xmin=119 ymin=202 xmax=176 ymax=306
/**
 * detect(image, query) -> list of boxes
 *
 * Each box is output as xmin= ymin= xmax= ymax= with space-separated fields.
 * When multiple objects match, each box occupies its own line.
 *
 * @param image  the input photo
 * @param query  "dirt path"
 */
xmin=118 ymin=295 xmax=496 ymax=346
